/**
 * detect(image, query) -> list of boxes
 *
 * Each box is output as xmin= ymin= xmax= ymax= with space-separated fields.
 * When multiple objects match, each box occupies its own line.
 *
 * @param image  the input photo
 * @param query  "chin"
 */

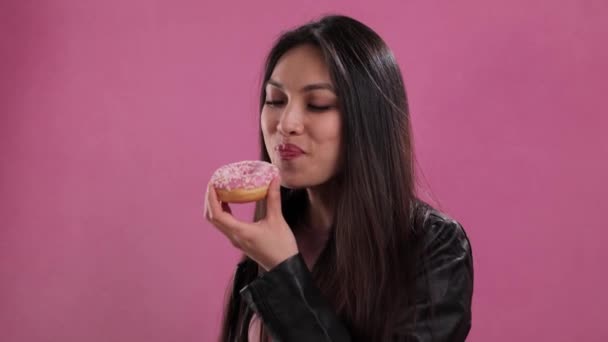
xmin=279 ymin=177 xmax=307 ymax=190
xmin=280 ymin=174 xmax=330 ymax=191
xmin=276 ymin=171 xmax=308 ymax=189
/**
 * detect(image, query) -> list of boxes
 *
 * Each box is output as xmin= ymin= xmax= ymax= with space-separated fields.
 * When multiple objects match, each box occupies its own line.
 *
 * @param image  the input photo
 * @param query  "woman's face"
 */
xmin=261 ymin=44 xmax=342 ymax=189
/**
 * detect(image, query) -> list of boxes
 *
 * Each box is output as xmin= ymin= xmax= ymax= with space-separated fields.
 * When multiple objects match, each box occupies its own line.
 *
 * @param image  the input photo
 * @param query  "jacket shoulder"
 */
xmin=415 ymin=205 xmax=472 ymax=257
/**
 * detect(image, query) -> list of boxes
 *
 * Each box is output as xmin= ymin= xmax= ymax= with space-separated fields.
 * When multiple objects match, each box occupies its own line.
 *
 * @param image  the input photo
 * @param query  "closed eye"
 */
xmin=264 ymin=101 xmax=332 ymax=112
xmin=308 ymin=104 xmax=332 ymax=112
xmin=264 ymin=100 xmax=285 ymax=107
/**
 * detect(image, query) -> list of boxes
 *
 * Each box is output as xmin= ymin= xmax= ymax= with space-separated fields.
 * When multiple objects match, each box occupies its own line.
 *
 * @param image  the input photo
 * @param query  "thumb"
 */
xmin=265 ymin=175 xmax=282 ymax=218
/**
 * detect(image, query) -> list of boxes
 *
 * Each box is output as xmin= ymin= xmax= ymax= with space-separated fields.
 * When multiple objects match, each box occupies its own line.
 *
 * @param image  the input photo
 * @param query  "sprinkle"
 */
xmin=211 ymin=161 xmax=279 ymax=190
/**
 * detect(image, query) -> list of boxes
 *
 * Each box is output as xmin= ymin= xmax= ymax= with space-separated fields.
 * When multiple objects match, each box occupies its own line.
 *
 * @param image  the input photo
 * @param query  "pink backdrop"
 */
xmin=1 ymin=0 xmax=606 ymax=341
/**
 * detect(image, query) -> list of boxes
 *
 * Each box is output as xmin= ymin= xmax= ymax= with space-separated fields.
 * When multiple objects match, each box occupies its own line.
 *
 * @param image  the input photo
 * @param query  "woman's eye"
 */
xmin=264 ymin=100 xmax=332 ymax=112
xmin=264 ymin=100 xmax=285 ymax=107
xmin=308 ymin=104 xmax=332 ymax=112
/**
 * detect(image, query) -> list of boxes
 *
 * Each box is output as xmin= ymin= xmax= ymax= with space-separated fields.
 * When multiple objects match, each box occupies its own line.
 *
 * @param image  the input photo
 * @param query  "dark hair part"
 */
xmin=220 ymin=14 xmax=433 ymax=341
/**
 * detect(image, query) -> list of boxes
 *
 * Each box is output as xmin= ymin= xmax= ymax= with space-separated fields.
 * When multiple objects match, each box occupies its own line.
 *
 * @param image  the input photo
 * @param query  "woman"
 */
xmin=204 ymin=15 xmax=474 ymax=341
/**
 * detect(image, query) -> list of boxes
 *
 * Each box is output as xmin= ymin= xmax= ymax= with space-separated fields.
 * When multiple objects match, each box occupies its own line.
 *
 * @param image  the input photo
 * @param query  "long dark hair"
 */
xmin=220 ymin=15 xmax=435 ymax=341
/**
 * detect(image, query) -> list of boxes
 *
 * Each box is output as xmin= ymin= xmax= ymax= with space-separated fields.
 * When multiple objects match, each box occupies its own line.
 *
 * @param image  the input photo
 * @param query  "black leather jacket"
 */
xmin=226 ymin=210 xmax=474 ymax=341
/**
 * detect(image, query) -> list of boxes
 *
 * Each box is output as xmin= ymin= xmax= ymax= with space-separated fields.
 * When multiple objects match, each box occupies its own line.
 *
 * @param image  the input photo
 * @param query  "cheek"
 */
xmin=260 ymin=110 xmax=276 ymax=135
xmin=313 ymin=114 xmax=342 ymax=157
xmin=325 ymin=114 xmax=342 ymax=148
xmin=261 ymin=111 xmax=275 ymax=160
xmin=328 ymin=118 xmax=342 ymax=166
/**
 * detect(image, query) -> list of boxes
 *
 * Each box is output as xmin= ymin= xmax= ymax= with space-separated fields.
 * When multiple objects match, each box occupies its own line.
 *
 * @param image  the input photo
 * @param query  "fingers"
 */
xmin=265 ymin=175 xmax=282 ymax=219
xmin=206 ymin=183 xmax=249 ymax=234
xmin=203 ymin=183 xmax=212 ymax=221
xmin=221 ymin=202 xmax=232 ymax=214
xmin=204 ymin=182 xmax=232 ymax=216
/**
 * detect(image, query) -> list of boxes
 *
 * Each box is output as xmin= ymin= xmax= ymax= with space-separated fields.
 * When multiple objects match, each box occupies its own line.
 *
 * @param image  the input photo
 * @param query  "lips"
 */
xmin=276 ymin=143 xmax=304 ymax=160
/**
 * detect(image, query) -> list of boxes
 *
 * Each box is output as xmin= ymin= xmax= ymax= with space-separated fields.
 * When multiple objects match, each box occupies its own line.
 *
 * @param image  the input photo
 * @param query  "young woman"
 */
xmin=205 ymin=15 xmax=474 ymax=342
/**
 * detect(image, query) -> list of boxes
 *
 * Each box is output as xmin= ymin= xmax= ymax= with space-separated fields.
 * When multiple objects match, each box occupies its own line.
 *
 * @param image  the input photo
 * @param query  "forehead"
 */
xmin=270 ymin=44 xmax=332 ymax=86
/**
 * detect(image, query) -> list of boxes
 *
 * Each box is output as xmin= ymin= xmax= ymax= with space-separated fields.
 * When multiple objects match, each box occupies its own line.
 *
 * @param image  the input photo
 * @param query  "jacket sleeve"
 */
xmin=239 ymin=219 xmax=474 ymax=342
xmin=239 ymin=252 xmax=351 ymax=341
xmin=393 ymin=219 xmax=474 ymax=341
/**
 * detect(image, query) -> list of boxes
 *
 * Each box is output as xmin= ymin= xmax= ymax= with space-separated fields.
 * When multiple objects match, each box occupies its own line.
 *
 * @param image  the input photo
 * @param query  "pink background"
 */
xmin=1 ymin=0 xmax=606 ymax=341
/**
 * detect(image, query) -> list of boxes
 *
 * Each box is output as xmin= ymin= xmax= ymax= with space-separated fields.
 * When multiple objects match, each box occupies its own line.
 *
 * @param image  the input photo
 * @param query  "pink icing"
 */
xmin=211 ymin=161 xmax=279 ymax=191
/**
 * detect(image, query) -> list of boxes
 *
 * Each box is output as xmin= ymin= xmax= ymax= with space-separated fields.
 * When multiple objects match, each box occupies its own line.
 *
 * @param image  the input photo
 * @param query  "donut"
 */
xmin=210 ymin=161 xmax=279 ymax=203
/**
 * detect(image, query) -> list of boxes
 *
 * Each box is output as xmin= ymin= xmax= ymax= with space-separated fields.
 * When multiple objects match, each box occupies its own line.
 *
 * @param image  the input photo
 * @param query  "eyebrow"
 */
xmin=267 ymin=79 xmax=335 ymax=93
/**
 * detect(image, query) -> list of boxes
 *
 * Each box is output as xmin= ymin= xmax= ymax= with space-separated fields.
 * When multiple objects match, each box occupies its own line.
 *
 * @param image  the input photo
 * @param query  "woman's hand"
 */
xmin=204 ymin=176 xmax=299 ymax=271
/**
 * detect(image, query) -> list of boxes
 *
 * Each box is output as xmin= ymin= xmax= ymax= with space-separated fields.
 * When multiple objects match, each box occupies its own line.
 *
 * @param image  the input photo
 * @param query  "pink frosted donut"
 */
xmin=210 ymin=161 xmax=279 ymax=203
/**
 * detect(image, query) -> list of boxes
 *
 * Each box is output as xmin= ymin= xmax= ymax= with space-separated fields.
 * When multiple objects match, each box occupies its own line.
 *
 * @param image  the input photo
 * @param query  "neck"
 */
xmin=303 ymin=178 xmax=339 ymax=236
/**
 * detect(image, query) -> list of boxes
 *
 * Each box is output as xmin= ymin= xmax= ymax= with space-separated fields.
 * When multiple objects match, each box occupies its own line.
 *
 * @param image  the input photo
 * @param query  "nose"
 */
xmin=276 ymin=103 xmax=304 ymax=136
